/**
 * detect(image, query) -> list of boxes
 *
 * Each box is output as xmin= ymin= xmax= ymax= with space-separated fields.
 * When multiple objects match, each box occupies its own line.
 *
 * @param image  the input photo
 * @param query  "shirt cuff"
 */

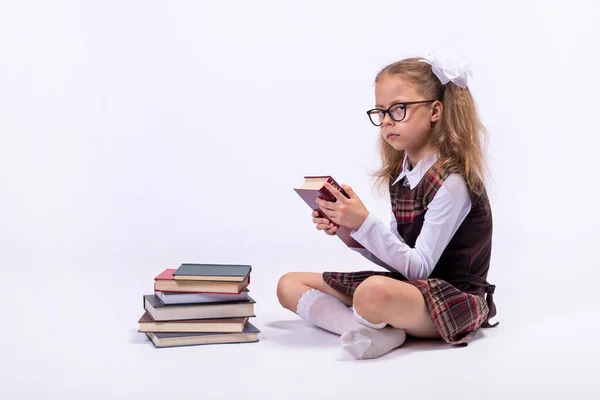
xmin=350 ymin=212 xmax=378 ymax=245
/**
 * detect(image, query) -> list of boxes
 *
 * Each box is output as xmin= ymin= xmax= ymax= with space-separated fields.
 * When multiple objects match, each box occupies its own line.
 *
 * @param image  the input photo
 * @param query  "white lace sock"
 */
xmin=296 ymin=288 xmax=364 ymax=335
xmin=296 ymin=289 xmax=407 ymax=359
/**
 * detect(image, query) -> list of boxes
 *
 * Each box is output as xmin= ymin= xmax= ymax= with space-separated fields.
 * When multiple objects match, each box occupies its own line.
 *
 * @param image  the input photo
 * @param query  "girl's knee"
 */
xmin=354 ymin=276 xmax=392 ymax=308
xmin=276 ymin=272 xmax=293 ymax=302
xmin=276 ymin=272 xmax=352 ymax=311
xmin=353 ymin=276 xmax=413 ymax=317
xmin=276 ymin=272 xmax=305 ymax=310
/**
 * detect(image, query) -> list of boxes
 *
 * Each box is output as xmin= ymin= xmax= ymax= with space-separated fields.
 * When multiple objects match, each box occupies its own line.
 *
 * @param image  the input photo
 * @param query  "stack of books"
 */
xmin=138 ymin=263 xmax=259 ymax=348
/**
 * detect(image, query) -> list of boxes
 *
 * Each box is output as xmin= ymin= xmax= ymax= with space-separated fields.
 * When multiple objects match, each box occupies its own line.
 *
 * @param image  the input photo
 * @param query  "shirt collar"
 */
xmin=392 ymin=152 xmax=439 ymax=189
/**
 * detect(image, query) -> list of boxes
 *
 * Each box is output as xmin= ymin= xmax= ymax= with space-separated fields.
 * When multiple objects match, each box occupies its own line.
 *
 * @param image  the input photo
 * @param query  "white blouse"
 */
xmin=350 ymin=153 xmax=472 ymax=280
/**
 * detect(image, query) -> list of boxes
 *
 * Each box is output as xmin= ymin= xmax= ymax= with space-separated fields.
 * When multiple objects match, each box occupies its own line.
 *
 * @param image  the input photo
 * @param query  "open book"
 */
xmin=294 ymin=175 xmax=364 ymax=249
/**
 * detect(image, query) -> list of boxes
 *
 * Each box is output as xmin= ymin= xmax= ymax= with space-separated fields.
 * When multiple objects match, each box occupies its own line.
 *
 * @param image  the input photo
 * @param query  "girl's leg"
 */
xmin=340 ymin=275 xmax=441 ymax=359
xmin=350 ymin=275 xmax=440 ymax=338
xmin=277 ymin=272 xmax=364 ymax=335
xmin=276 ymin=273 xmax=407 ymax=359
xmin=276 ymin=272 xmax=352 ymax=311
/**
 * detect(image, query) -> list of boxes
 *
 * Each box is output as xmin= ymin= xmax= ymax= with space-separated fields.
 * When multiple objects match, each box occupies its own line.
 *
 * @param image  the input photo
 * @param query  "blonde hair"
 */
xmin=371 ymin=57 xmax=489 ymax=198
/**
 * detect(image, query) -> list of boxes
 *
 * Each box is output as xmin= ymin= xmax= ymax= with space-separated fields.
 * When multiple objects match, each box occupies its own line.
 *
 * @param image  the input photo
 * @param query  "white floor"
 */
xmin=3 ymin=233 xmax=599 ymax=400
xmin=2 ymin=2 xmax=600 ymax=398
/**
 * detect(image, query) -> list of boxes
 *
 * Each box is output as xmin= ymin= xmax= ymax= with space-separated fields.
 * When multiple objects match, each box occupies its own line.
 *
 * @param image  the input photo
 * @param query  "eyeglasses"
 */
xmin=366 ymin=100 xmax=437 ymax=126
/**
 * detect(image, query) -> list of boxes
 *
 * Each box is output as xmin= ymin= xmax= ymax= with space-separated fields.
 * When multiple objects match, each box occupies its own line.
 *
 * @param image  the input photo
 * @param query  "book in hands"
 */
xmin=294 ymin=175 xmax=364 ymax=249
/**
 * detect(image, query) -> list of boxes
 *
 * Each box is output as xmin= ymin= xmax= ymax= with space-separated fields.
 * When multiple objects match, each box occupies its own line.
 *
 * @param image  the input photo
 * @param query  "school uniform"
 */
xmin=322 ymin=152 xmax=498 ymax=345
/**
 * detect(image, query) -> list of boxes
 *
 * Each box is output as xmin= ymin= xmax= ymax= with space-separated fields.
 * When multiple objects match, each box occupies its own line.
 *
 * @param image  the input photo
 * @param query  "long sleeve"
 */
xmin=350 ymin=210 xmax=405 ymax=273
xmin=349 ymin=174 xmax=472 ymax=280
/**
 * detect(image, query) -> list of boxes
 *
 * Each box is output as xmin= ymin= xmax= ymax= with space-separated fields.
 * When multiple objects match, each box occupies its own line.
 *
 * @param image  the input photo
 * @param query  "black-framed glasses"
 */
xmin=366 ymin=100 xmax=437 ymax=126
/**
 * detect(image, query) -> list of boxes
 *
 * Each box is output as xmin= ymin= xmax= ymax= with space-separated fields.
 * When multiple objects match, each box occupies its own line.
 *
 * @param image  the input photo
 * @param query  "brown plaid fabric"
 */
xmin=409 ymin=279 xmax=489 ymax=345
xmin=322 ymin=271 xmax=489 ymax=345
xmin=391 ymin=161 xmax=450 ymax=224
xmin=323 ymin=270 xmax=407 ymax=296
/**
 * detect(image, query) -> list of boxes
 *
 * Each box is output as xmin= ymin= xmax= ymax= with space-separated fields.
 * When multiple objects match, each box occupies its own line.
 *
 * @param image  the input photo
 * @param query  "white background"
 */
xmin=1 ymin=0 xmax=599 ymax=399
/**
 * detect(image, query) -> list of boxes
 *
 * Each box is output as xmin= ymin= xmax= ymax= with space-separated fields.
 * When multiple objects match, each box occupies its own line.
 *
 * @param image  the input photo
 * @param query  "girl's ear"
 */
xmin=431 ymin=101 xmax=443 ymax=122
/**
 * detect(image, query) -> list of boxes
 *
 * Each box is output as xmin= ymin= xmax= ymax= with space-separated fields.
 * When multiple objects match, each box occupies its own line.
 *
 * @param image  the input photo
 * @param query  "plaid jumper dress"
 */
xmin=322 ymin=160 xmax=498 ymax=345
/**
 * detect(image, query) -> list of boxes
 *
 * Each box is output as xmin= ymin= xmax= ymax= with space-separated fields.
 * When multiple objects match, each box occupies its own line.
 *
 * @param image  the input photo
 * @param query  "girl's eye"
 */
xmin=390 ymin=104 xmax=406 ymax=119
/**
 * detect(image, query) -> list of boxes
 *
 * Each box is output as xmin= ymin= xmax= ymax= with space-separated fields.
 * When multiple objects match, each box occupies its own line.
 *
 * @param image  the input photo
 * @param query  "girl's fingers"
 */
xmin=312 ymin=210 xmax=336 ymax=234
xmin=313 ymin=217 xmax=332 ymax=225
xmin=325 ymin=225 xmax=338 ymax=235
xmin=316 ymin=197 xmax=337 ymax=212
xmin=318 ymin=202 xmax=336 ymax=212
xmin=316 ymin=223 xmax=332 ymax=230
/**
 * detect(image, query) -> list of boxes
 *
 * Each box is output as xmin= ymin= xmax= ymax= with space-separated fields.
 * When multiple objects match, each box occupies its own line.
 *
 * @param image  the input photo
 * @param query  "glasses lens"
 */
xmin=389 ymin=104 xmax=406 ymax=121
xmin=367 ymin=110 xmax=383 ymax=126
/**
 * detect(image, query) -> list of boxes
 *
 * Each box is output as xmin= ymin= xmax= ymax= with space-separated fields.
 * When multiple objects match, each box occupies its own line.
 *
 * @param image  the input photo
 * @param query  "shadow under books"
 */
xmin=129 ymin=328 xmax=152 ymax=345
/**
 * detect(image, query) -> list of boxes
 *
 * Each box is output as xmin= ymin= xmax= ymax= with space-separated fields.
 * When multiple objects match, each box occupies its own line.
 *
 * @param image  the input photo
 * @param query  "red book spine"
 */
xmin=294 ymin=176 xmax=364 ymax=249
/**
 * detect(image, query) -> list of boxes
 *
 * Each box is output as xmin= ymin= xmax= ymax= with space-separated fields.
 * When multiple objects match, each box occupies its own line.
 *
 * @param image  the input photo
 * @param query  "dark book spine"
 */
xmin=315 ymin=178 xmax=351 ymax=228
xmin=320 ymin=177 xmax=350 ymax=202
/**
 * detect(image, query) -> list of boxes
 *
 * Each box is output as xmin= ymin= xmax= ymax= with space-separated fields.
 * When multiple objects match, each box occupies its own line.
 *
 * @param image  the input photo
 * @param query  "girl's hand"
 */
xmin=316 ymin=183 xmax=369 ymax=231
xmin=311 ymin=210 xmax=338 ymax=236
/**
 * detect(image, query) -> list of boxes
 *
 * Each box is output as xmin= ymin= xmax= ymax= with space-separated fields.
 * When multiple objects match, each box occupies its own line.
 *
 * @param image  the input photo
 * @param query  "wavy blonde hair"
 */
xmin=371 ymin=57 xmax=489 ymax=198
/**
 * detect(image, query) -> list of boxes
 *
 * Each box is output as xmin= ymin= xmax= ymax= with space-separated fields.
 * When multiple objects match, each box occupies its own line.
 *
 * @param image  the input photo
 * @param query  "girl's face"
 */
xmin=373 ymin=74 xmax=442 ymax=158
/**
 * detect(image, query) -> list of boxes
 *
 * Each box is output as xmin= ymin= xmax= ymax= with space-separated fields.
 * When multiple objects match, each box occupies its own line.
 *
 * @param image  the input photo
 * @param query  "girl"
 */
xmin=277 ymin=52 xmax=498 ymax=360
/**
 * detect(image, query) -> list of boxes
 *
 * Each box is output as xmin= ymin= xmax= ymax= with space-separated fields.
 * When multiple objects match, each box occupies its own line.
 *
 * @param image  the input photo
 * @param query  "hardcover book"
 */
xmin=154 ymin=269 xmax=249 ymax=294
xmin=173 ymin=263 xmax=251 ymax=282
xmin=145 ymin=322 xmax=260 ymax=348
xmin=155 ymin=289 xmax=250 ymax=305
xmin=138 ymin=312 xmax=249 ymax=333
xmin=294 ymin=175 xmax=364 ymax=249
xmin=143 ymin=294 xmax=256 ymax=321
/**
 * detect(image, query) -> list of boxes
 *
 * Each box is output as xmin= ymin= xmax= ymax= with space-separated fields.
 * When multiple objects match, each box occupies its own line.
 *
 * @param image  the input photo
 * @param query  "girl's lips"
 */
xmin=387 ymin=133 xmax=399 ymax=140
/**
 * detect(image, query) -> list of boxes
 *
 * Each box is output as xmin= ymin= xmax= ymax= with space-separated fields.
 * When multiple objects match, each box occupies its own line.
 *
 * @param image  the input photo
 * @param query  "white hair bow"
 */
xmin=418 ymin=51 xmax=472 ymax=89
